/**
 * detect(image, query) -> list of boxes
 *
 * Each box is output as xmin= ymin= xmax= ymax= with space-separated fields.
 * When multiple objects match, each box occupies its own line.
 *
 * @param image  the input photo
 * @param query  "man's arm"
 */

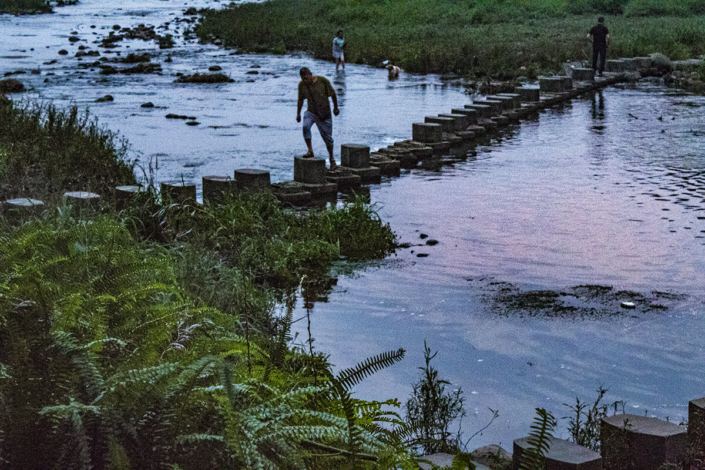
xmin=606 ymin=33 xmax=610 ymax=46
xmin=330 ymin=91 xmax=339 ymax=116
xmin=296 ymin=84 xmax=304 ymax=122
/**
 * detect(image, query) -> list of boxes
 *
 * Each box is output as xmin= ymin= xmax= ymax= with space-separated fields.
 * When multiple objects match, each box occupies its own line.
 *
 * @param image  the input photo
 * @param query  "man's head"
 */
xmin=337 ymin=29 xmax=343 ymax=38
xmin=598 ymin=16 xmax=605 ymax=23
xmin=299 ymin=67 xmax=313 ymax=85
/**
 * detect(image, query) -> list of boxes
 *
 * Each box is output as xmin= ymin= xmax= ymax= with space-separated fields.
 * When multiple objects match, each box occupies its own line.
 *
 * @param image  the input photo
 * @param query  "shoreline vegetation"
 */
xmin=196 ymin=0 xmax=705 ymax=78
xmin=0 ymin=0 xmax=77 ymax=14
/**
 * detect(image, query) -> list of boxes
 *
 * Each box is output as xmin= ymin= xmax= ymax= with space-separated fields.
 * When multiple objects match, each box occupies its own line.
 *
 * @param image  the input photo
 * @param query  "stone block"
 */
xmin=299 ymin=181 xmax=338 ymax=196
xmin=424 ymin=116 xmax=455 ymax=133
xmin=497 ymin=93 xmax=522 ymax=108
xmin=412 ymin=122 xmax=443 ymax=143
xmin=539 ymin=77 xmax=564 ymax=93
xmin=618 ymin=58 xmax=638 ymax=71
xmin=467 ymin=124 xmax=487 ymax=135
xmin=160 ymin=182 xmax=196 ymax=205
xmin=369 ymin=155 xmax=401 ymax=176
xmin=464 ymin=103 xmax=493 ymax=119
xmin=572 ymin=68 xmax=594 ymax=81
xmin=342 ymin=166 xmax=381 ymax=184
xmin=486 ymin=95 xmax=516 ymax=110
xmin=235 ymin=169 xmax=271 ymax=191
xmin=271 ymin=181 xmax=312 ymax=206
xmin=513 ymin=437 xmax=601 ymax=470
xmin=294 ymin=156 xmax=327 ymax=184
xmin=491 ymin=115 xmax=510 ymax=127
xmin=409 ymin=146 xmax=434 ymax=159
xmin=386 ymin=151 xmax=418 ymax=168
xmin=450 ymin=108 xmax=478 ymax=124
xmin=477 ymin=118 xmax=498 ymax=131
xmin=114 ymin=185 xmax=144 ymax=210
xmin=326 ymin=169 xmax=361 ymax=190
xmin=605 ymin=59 xmax=626 ymax=73
xmin=202 ymin=176 xmax=236 ymax=205
xmin=64 ymin=191 xmax=101 ymax=214
xmin=601 ymin=414 xmax=687 ymax=470
xmin=515 ymin=87 xmax=540 ymax=102
xmin=340 ymin=144 xmax=370 ymax=168
xmin=3 ymin=198 xmax=45 ymax=217
xmin=429 ymin=141 xmax=451 ymax=154
xmin=689 ymin=397 xmax=705 ymax=454
xmin=481 ymin=99 xmax=503 ymax=116
xmin=456 ymin=130 xmax=475 ymax=140
xmin=438 ymin=113 xmax=470 ymax=132
xmin=559 ymin=76 xmax=573 ymax=89
xmin=634 ymin=56 xmax=652 ymax=70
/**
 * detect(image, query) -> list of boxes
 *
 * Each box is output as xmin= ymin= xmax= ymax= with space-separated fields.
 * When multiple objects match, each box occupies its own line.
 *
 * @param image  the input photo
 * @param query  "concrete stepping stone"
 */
xmin=412 ymin=122 xmax=443 ymax=143
xmin=572 ymin=68 xmax=594 ymax=81
xmin=294 ymin=156 xmax=326 ymax=184
xmin=481 ymin=99 xmax=503 ymax=116
xmin=235 ymin=169 xmax=271 ymax=191
xmin=539 ymin=76 xmax=564 ymax=93
xmin=515 ymin=86 xmax=540 ymax=102
xmin=465 ymin=103 xmax=493 ymax=119
xmin=202 ymin=176 xmax=236 ymax=205
xmin=601 ymin=414 xmax=687 ymax=470
xmin=271 ymin=181 xmax=312 ymax=206
xmin=3 ymin=198 xmax=45 ymax=217
xmin=438 ymin=113 xmax=470 ymax=132
xmin=689 ymin=397 xmax=705 ymax=453
xmin=451 ymin=107 xmax=478 ymax=124
xmin=369 ymin=154 xmax=401 ymax=176
xmin=326 ymin=168 xmax=361 ymax=190
xmin=114 ymin=185 xmax=144 ymax=210
xmin=160 ymin=182 xmax=196 ymax=205
xmin=486 ymin=95 xmax=516 ymax=110
xmin=513 ymin=436 xmax=601 ymax=470
xmin=424 ymin=116 xmax=455 ymax=133
xmin=63 ymin=191 xmax=101 ymax=213
xmin=340 ymin=144 xmax=370 ymax=168
xmin=497 ymin=93 xmax=522 ymax=108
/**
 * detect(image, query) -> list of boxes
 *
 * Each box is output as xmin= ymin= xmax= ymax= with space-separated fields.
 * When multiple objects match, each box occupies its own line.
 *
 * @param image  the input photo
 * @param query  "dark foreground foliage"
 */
xmin=0 ymin=0 xmax=51 ymax=14
xmin=0 ymin=101 xmax=136 ymax=203
xmin=0 ymin=215 xmax=415 ymax=469
xmin=196 ymin=0 xmax=705 ymax=77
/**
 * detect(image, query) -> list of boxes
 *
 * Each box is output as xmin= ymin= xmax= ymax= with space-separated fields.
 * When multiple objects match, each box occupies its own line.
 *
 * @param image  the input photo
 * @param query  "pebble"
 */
xmin=95 ymin=94 xmax=114 ymax=102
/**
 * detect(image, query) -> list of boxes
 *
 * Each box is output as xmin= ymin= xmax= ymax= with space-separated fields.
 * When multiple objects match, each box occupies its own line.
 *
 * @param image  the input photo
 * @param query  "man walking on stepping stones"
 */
xmin=588 ymin=17 xmax=610 ymax=77
xmin=296 ymin=67 xmax=340 ymax=170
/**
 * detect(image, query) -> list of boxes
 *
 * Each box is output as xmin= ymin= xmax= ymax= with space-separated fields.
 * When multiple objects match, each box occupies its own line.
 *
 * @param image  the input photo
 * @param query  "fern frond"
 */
xmin=335 ymin=348 xmax=405 ymax=391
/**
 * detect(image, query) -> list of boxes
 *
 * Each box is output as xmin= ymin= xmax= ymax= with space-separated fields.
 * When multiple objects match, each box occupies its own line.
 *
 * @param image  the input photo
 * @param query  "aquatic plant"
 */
xmin=563 ymin=386 xmax=626 ymax=452
xmin=404 ymin=341 xmax=466 ymax=454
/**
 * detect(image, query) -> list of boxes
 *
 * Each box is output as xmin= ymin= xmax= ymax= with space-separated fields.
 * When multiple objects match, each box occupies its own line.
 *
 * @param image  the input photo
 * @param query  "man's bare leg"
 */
xmin=304 ymin=138 xmax=314 ymax=157
xmin=326 ymin=143 xmax=336 ymax=170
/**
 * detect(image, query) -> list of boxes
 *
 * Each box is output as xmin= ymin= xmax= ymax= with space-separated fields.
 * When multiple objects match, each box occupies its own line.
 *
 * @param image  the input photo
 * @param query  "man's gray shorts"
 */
xmin=302 ymin=111 xmax=333 ymax=148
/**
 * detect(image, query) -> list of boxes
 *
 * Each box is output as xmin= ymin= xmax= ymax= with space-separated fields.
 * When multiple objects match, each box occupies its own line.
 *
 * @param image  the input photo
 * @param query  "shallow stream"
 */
xmin=3 ymin=0 xmax=705 ymax=450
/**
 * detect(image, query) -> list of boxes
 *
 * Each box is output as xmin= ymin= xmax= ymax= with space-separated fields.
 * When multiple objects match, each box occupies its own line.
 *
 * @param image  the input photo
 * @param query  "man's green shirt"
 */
xmin=298 ymin=76 xmax=335 ymax=120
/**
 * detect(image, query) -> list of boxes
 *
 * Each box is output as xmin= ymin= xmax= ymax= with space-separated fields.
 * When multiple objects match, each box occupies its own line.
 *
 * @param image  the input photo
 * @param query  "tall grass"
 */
xmin=0 ymin=0 xmax=51 ymax=14
xmin=197 ymin=0 xmax=705 ymax=77
xmin=0 ymin=101 xmax=136 ymax=202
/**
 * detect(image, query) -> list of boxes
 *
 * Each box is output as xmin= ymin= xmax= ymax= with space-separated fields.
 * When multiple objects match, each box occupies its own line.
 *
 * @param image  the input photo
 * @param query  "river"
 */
xmin=3 ymin=0 xmax=705 ymax=451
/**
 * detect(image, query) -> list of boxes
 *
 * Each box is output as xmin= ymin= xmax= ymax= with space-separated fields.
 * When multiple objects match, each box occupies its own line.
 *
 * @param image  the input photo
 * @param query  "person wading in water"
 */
xmin=296 ymin=67 xmax=340 ymax=170
xmin=588 ymin=16 xmax=610 ymax=77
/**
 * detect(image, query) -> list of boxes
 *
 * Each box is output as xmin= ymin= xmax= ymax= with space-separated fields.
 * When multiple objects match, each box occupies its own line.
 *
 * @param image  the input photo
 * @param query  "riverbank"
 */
xmin=196 ymin=0 xmax=705 ymax=77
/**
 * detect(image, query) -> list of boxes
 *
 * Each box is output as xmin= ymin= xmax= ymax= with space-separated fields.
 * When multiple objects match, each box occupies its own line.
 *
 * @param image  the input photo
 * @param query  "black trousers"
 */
xmin=592 ymin=45 xmax=607 ymax=74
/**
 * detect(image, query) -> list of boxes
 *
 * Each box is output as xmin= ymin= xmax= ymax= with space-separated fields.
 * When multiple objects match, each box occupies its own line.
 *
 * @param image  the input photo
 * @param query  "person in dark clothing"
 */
xmin=588 ymin=17 xmax=610 ymax=76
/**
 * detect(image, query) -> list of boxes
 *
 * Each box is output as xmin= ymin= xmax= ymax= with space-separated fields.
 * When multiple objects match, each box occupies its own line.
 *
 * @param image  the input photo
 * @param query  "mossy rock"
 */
xmin=650 ymin=53 xmax=673 ymax=73
xmin=0 ymin=79 xmax=25 ymax=93
xmin=175 ymin=73 xmax=234 ymax=83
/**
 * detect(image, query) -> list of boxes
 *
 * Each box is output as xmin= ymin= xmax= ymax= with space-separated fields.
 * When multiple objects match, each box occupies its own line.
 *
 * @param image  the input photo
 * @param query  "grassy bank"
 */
xmin=0 ymin=0 xmax=51 ymax=14
xmin=0 ymin=101 xmax=136 ymax=203
xmin=196 ymin=0 xmax=705 ymax=77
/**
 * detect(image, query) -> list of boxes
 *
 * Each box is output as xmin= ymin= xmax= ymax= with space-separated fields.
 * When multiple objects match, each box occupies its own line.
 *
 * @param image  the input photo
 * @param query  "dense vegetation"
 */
xmin=0 ymin=102 xmax=136 ymax=203
xmin=196 ymin=0 xmax=705 ymax=77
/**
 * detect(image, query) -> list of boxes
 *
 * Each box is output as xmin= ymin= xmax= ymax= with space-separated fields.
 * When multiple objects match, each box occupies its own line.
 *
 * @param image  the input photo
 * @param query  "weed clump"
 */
xmin=0 ymin=101 xmax=135 ymax=203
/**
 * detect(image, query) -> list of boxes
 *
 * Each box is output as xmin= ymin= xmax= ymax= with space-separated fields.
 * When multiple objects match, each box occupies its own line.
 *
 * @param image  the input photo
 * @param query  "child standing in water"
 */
xmin=332 ymin=30 xmax=345 ymax=71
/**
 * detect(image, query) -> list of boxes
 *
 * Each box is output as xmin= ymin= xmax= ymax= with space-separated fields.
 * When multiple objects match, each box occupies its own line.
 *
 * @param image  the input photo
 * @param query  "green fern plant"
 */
xmin=519 ymin=408 xmax=557 ymax=470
